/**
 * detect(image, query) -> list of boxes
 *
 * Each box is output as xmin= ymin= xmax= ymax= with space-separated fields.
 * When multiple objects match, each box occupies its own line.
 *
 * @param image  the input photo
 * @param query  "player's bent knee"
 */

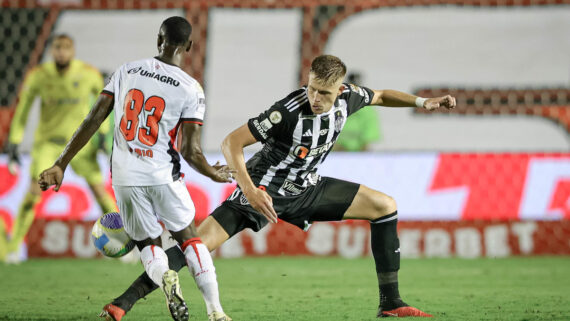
xmin=369 ymin=192 xmax=397 ymax=220
xmin=381 ymin=194 xmax=397 ymax=214
xmin=345 ymin=186 xmax=398 ymax=220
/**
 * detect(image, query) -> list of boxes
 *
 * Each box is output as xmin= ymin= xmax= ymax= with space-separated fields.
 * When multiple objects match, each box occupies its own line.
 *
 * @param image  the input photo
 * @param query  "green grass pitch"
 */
xmin=0 ymin=257 xmax=569 ymax=320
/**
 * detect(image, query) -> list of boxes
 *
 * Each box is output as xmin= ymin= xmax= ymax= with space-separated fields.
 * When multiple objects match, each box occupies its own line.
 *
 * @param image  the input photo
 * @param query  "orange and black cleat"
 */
xmin=378 ymin=306 xmax=433 ymax=318
xmin=99 ymin=303 xmax=126 ymax=321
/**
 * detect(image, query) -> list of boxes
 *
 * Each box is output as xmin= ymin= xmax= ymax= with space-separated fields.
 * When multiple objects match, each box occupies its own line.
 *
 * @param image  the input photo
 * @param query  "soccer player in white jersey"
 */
xmin=38 ymin=17 xmax=232 ymax=321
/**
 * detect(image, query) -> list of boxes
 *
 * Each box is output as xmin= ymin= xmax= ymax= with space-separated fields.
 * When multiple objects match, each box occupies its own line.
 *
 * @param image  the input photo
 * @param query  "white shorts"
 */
xmin=113 ymin=180 xmax=196 ymax=241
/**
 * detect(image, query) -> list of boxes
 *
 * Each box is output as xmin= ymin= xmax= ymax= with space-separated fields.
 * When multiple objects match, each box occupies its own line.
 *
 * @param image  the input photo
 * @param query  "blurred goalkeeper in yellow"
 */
xmin=2 ymin=34 xmax=117 ymax=263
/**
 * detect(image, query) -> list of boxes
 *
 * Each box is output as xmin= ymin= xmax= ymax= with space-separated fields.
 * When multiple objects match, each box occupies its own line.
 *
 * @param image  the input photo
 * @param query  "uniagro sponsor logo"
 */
xmin=128 ymin=67 xmax=180 ymax=87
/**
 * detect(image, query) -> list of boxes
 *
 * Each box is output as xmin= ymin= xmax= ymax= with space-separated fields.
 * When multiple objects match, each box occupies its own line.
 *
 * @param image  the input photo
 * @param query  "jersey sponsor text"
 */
xmin=128 ymin=67 xmax=180 ymax=87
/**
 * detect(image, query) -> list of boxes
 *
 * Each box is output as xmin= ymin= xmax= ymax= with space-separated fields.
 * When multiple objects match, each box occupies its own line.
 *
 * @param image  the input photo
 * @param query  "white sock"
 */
xmin=140 ymin=245 xmax=169 ymax=287
xmin=182 ymin=238 xmax=223 ymax=314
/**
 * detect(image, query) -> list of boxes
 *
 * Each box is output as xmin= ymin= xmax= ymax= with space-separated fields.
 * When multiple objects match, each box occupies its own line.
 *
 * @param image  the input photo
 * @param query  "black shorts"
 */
xmin=211 ymin=176 xmax=360 ymax=237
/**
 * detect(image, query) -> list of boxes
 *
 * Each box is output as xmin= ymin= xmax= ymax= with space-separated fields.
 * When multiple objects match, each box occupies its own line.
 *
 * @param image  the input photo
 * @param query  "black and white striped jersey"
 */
xmin=246 ymin=83 xmax=374 ymax=196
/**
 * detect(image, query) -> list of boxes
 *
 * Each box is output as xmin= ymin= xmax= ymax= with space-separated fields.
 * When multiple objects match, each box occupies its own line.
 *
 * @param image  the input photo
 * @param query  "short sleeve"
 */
xmin=102 ymin=69 xmax=118 ymax=96
xmin=181 ymin=81 xmax=206 ymax=125
xmin=343 ymin=83 xmax=374 ymax=116
xmin=247 ymin=103 xmax=288 ymax=143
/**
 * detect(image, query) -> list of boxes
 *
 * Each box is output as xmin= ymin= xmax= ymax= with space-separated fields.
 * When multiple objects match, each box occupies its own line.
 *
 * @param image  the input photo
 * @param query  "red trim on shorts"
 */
xmin=181 ymin=237 xmax=203 ymax=270
xmin=151 ymin=245 xmax=156 ymax=257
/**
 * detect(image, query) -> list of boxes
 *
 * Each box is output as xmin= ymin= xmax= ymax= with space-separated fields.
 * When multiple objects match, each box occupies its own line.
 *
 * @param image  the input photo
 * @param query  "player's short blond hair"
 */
xmin=310 ymin=55 xmax=347 ymax=86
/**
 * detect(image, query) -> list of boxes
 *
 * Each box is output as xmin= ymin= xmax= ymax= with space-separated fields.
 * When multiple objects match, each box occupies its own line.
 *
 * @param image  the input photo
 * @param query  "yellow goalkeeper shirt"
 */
xmin=9 ymin=59 xmax=108 ymax=146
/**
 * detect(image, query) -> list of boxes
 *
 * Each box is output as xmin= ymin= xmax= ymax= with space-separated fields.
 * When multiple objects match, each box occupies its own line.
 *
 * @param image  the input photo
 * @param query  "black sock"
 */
xmin=370 ymin=211 xmax=403 ymax=308
xmin=111 ymin=245 xmax=187 ymax=312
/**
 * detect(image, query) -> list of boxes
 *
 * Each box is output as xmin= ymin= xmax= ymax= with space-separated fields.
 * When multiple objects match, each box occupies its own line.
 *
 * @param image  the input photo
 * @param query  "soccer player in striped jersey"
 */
xmin=3 ymin=34 xmax=117 ymax=263
xmin=38 ymin=17 xmax=232 ymax=321
xmin=102 ymin=55 xmax=456 ymax=319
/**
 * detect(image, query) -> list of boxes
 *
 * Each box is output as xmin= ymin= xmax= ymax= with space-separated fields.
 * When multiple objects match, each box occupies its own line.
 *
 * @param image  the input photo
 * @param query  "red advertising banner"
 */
xmin=2 ymin=153 xmax=570 ymax=225
xmin=27 ymin=219 xmax=570 ymax=258
xmin=4 ymin=153 xmax=570 ymax=259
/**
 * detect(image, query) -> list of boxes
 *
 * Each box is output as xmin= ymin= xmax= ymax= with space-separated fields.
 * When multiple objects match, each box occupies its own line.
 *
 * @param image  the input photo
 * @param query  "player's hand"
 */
xmin=38 ymin=165 xmax=65 ymax=192
xmin=210 ymin=161 xmax=237 ymax=183
xmin=423 ymin=95 xmax=456 ymax=111
xmin=246 ymin=187 xmax=278 ymax=224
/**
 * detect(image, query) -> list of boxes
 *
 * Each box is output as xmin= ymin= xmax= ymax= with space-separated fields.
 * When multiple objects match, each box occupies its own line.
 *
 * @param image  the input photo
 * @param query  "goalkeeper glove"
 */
xmin=6 ymin=143 xmax=20 ymax=175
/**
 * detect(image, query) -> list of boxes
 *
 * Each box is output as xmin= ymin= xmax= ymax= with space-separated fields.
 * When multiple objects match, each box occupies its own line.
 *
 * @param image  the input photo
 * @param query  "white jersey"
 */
xmin=103 ymin=58 xmax=205 ymax=186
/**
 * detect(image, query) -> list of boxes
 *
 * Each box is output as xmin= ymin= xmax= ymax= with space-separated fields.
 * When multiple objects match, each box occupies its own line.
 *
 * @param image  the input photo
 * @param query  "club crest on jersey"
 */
xmin=269 ymin=111 xmax=282 ymax=124
xmin=239 ymin=193 xmax=250 ymax=206
xmin=227 ymin=188 xmax=251 ymax=206
xmin=334 ymin=110 xmax=344 ymax=132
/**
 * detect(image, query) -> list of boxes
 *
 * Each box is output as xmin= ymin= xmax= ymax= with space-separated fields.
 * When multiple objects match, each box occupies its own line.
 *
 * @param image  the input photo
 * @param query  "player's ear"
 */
xmin=157 ymin=34 xmax=164 ymax=49
xmin=337 ymin=84 xmax=346 ymax=96
xmin=186 ymin=40 xmax=193 ymax=52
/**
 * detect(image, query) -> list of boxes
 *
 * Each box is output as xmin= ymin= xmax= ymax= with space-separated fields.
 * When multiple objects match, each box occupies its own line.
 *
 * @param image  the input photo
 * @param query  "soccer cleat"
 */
xmin=4 ymin=251 xmax=22 ymax=265
xmin=208 ymin=311 xmax=233 ymax=321
xmin=99 ymin=304 xmax=126 ymax=321
xmin=162 ymin=270 xmax=189 ymax=321
xmin=379 ymin=306 xmax=433 ymax=317
xmin=378 ymin=299 xmax=432 ymax=318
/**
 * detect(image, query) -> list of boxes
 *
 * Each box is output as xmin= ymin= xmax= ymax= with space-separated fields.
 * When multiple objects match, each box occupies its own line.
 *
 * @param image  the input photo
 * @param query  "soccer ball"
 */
xmin=91 ymin=212 xmax=135 ymax=258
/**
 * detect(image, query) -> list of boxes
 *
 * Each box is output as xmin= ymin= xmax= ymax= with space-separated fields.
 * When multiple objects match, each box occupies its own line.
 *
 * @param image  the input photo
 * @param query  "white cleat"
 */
xmin=4 ymin=251 xmax=22 ymax=265
xmin=208 ymin=311 xmax=232 ymax=321
xmin=162 ymin=270 xmax=189 ymax=321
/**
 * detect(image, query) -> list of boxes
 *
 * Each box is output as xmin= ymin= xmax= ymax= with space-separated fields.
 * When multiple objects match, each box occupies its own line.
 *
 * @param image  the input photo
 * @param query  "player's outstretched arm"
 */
xmin=371 ymin=89 xmax=456 ymax=110
xmin=178 ymin=122 xmax=234 ymax=183
xmin=38 ymin=93 xmax=113 ymax=192
xmin=7 ymin=69 xmax=39 ymax=175
xmin=221 ymin=124 xmax=278 ymax=223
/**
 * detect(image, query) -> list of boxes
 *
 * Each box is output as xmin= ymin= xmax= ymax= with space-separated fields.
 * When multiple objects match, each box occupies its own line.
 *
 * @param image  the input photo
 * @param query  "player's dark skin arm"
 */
xmin=178 ymin=122 xmax=234 ymax=183
xmin=38 ymin=94 xmax=113 ymax=191
xmin=371 ymin=89 xmax=456 ymax=110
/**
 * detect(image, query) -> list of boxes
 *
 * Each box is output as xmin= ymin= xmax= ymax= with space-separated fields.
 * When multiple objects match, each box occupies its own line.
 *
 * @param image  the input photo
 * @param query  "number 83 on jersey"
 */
xmin=119 ymin=88 xmax=165 ymax=148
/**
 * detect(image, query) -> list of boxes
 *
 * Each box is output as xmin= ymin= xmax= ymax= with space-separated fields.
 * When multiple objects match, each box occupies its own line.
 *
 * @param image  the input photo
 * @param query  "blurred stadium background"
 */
xmin=0 ymin=0 xmax=569 ymax=262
